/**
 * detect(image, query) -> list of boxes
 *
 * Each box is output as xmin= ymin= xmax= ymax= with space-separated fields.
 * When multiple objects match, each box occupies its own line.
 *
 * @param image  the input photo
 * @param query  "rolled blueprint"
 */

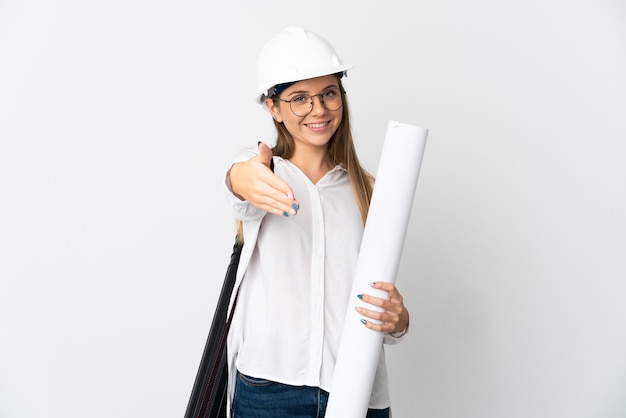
xmin=325 ymin=120 xmax=428 ymax=418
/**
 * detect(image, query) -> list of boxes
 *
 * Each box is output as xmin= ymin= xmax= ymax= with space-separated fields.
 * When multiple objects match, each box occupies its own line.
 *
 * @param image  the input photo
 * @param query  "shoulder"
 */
xmin=232 ymin=146 xmax=260 ymax=162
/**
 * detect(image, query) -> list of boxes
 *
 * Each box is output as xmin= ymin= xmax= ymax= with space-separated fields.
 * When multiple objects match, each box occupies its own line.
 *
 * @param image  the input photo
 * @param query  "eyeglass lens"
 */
xmin=289 ymin=88 xmax=343 ymax=116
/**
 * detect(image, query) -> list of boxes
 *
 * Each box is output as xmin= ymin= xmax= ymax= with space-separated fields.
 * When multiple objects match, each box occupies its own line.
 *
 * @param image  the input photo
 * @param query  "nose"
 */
xmin=309 ymin=94 xmax=327 ymax=115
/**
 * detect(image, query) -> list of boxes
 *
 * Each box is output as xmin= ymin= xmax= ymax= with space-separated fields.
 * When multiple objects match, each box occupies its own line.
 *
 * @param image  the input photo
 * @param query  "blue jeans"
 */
xmin=232 ymin=371 xmax=391 ymax=418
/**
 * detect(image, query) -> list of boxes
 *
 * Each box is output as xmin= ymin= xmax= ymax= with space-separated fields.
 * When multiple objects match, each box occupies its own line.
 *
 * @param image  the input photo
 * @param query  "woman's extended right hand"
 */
xmin=229 ymin=142 xmax=299 ymax=217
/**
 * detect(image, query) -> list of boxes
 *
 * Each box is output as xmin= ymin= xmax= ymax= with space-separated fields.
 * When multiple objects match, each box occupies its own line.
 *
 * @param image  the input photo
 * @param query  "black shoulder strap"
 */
xmin=184 ymin=239 xmax=243 ymax=418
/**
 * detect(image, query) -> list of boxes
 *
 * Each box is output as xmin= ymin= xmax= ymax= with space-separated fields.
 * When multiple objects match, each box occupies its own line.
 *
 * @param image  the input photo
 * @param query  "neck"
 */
xmin=289 ymin=145 xmax=333 ymax=184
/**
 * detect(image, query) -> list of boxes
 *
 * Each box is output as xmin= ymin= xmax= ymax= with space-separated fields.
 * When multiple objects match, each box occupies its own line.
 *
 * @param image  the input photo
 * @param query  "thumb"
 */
xmin=257 ymin=141 xmax=274 ymax=167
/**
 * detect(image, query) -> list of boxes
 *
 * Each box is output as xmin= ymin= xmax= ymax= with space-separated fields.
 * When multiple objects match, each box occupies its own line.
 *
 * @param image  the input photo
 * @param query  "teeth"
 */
xmin=307 ymin=122 xmax=327 ymax=128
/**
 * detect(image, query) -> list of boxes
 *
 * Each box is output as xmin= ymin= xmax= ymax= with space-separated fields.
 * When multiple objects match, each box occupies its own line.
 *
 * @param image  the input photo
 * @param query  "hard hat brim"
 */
xmin=256 ymin=65 xmax=353 ymax=104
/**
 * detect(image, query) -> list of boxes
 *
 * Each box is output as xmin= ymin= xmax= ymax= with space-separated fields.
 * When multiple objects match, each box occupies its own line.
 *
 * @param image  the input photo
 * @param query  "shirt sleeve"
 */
xmin=224 ymin=146 xmax=267 ymax=222
xmin=382 ymin=322 xmax=409 ymax=345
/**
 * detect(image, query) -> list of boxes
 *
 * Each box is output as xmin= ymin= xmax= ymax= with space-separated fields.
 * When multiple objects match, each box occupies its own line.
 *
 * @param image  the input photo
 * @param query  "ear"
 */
xmin=265 ymin=98 xmax=282 ymax=123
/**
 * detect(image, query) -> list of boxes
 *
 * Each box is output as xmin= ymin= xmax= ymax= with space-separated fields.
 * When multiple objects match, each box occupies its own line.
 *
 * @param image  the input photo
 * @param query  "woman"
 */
xmin=225 ymin=27 xmax=409 ymax=418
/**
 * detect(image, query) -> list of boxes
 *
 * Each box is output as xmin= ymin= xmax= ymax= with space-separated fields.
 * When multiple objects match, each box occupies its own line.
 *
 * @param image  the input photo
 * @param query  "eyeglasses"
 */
xmin=275 ymin=87 xmax=344 ymax=117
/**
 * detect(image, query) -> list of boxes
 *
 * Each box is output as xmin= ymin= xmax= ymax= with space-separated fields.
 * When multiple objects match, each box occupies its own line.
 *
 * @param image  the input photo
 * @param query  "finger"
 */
xmin=356 ymin=307 xmax=403 ymax=333
xmin=261 ymin=197 xmax=300 ymax=218
xmin=359 ymin=295 xmax=406 ymax=322
xmin=231 ymin=143 xmax=300 ymax=216
xmin=264 ymin=178 xmax=300 ymax=217
xmin=252 ymin=145 xmax=297 ymax=202
xmin=257 ymin=181 xmax=299 ymax=217
xmin=358 ymin=316 xmax=395 ymax=333
xmin=356 ymin=305 xmax=402 ymax=326
xmin=263 ymin=172 xmax=297 ymax=203
xmin=357 ymin=292 xmax=390 ymax=310
xmin=256 ymin=142 xmax=274 ymax=167
xmin=369 ymin=281 xmax=404 ymax=305
xmin=369 ymin=281 xmax=399 ymax=295
xmin=354 ymin=306 xmax=387 ymax=323
xmin=242 ymin=157 xmax=298 ymax=216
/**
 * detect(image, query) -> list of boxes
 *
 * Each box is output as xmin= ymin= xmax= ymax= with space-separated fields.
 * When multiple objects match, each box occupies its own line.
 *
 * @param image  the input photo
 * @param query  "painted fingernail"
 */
xmin=360 ymin=319 xmax=367 ymax=325
xmin=355 ymin=306 xmax=362 ymax=313
xmin=369 ymin=282 xmax=376 ymax=286
xmin=292 ymin=202 xmax=299 ymax=210
xmin=283 ymin=211 xmax=289 ymax=217
xmin=289 ymin=208 xmax=297 ymax=215
xmin=357 ymin=294 xmax=363 ymax=300
xmin=286 ymin=192 xmax=294 ymax=200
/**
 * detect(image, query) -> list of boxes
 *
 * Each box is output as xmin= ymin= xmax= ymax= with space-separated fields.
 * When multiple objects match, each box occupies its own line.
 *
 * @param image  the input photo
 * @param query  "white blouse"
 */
xmin=225 ymin=148 xmax=405 ymax=409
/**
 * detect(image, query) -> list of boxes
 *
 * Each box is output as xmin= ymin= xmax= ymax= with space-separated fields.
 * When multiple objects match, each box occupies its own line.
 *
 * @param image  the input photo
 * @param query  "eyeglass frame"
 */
xmin=273 ymin=87 xmax=346 ymax=117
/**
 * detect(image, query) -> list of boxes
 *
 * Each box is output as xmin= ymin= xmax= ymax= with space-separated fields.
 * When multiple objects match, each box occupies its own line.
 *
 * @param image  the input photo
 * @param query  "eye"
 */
xmin=323 ymin=89 xmax=338 ymax=98
xmin=292 ymin=95 xmax=309 ymax=104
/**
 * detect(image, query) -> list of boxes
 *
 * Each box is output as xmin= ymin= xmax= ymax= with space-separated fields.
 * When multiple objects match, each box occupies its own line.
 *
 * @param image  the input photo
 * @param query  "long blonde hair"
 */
xmin=236 ymin=78 xmax=373 ymax=242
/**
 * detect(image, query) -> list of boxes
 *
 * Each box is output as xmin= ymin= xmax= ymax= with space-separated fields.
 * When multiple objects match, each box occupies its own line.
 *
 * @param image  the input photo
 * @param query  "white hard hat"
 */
xmin=255 ymin=27 xmax=353 ymax=103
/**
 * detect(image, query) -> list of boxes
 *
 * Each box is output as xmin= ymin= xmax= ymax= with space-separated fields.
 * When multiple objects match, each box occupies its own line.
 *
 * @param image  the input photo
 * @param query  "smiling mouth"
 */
xmin=305 ymin=121 xmax=329 ymax=128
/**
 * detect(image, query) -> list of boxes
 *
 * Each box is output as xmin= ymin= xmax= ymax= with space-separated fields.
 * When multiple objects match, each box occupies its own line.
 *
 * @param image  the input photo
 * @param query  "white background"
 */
xmin=1 ymin=1 xmax=625 ymax=417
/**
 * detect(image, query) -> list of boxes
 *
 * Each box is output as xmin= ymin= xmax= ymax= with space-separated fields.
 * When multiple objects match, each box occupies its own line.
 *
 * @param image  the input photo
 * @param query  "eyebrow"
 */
xmin=287 ymin=84 xmax=339 ymax=96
